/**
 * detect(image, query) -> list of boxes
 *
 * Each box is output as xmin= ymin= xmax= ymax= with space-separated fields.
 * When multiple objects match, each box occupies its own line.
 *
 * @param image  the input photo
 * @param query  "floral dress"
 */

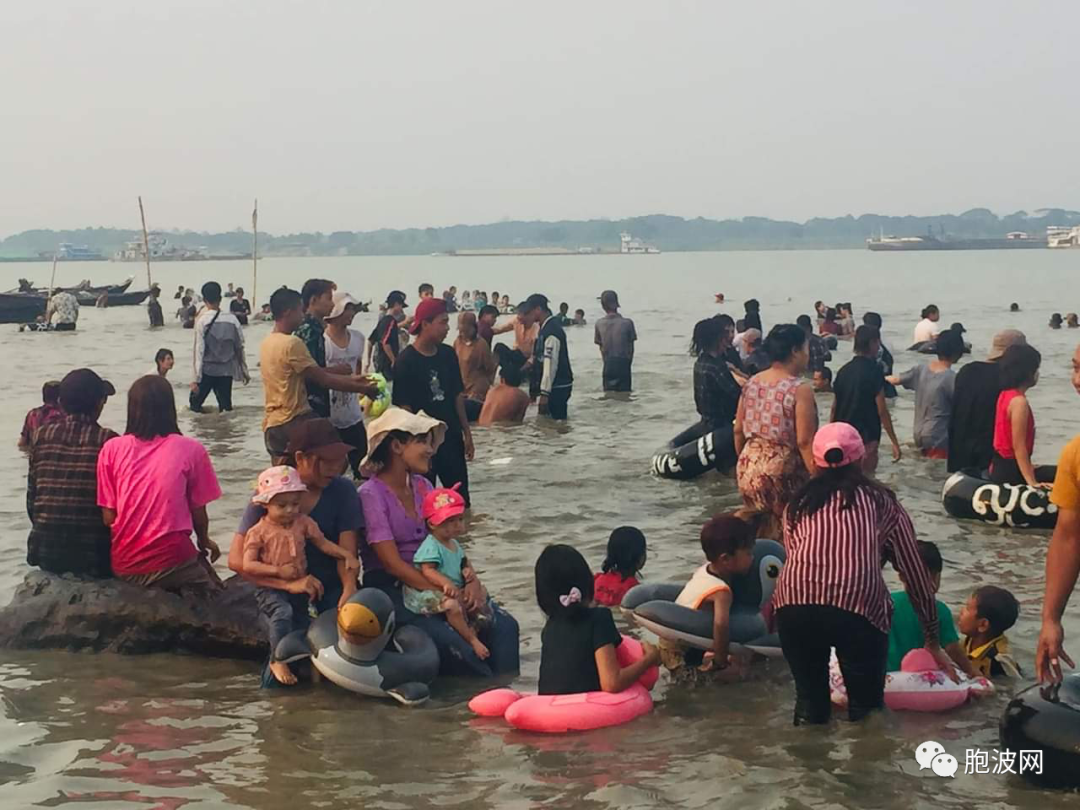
xmin=736 ymin=374 xmax=809 ymax=527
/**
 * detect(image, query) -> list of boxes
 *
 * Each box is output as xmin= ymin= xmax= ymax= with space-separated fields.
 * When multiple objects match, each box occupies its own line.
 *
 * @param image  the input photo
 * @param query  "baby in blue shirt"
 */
xmin=403 ymin=485 xmax=490 ymax=659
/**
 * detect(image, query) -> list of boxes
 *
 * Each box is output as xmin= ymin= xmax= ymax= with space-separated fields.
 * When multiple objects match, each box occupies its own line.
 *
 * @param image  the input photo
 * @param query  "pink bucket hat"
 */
xmin=422 ymin=484 xmax=466 ymax=526
xmin=253 ymin=465 xmax=308 ymax=505
xmin=813 ymin=423 xmax=865 ymax=469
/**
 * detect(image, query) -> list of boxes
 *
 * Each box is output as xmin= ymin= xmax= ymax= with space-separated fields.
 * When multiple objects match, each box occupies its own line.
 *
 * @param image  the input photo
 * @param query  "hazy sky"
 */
xmin=3 ymin=1 xmax=1078 ymax=236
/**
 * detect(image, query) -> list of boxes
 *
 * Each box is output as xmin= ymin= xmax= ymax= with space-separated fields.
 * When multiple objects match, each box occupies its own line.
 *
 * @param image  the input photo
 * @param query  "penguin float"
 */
xmin=276 ymin=588 xmax=440 ymax=706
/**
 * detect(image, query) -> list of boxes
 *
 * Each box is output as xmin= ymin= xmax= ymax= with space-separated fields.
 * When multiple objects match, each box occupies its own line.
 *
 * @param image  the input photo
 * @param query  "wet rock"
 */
xmin=0 ymin=570 xmax=267 ymax=659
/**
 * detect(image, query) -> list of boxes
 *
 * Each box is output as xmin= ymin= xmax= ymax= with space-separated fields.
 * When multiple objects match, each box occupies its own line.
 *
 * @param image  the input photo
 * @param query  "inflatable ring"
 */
xmin=1000 ymin=675 xmax=1080 ymax=788
xmin=359 ymin=373 xmax=391 ymax=420
xmin=942 ymin=471 xmax=1057 ymax=530
xmin=831 ymin=648 xmax=993 ymax=712
xmin=907 ymin=340 xmax=972 ymax=355
xmin=622 ymin=539 xmax=785 ymax=656
xmin=276 ymin=588 xmax=440 ymax=705
xmin=469 ymin=637 xmax=658 ymax=733
xmin=651 ymin=422 xmax=737 ymax=480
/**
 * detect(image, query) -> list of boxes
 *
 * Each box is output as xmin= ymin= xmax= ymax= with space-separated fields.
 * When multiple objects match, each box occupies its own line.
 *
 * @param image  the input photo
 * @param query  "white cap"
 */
xmin=327 ymin=291 xmax=361 ymax=320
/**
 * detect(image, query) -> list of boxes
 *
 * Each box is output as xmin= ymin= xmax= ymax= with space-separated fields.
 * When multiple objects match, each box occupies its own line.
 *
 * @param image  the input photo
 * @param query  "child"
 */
xmin=244 ymin=465 xmax=360 ymax=685
xmin=661 ymin=513 xmax=755 ymax=675
xmin=593 ymin=526 xmax=647 ymax=607
xmin=573 ymin=308 xmax=587 ymax=326
xmin=536 ymin=544 xmax=659 ymax=695
xmin=18 ymin=380 xmax=63 ymax=451
xmin=403 ymin=485 xmax=491 ymax=660
xmin=958 ymin=585 xmax=1022 ymax=677
xmin=886 ymin=541 xmax=978 ymax=678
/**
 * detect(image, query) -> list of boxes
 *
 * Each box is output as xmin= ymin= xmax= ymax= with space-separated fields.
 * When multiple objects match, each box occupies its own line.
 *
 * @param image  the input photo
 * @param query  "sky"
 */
xmin=2 ymin=0 xmax=1078 ymax=236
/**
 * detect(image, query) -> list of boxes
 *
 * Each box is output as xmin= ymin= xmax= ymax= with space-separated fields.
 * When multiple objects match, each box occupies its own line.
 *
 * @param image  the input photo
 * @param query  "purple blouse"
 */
xmin=358 ymin=474 xmax=433 ymax=574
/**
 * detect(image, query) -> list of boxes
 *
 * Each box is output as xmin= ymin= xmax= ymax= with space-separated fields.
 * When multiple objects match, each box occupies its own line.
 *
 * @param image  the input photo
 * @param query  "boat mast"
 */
xmin=252 ymin=198 xmax=258 ymax=308
xmin=138 ymin=196 xmax=153 ymax=289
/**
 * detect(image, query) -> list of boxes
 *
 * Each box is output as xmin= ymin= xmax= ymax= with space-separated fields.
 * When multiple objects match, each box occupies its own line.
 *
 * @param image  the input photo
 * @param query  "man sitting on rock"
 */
xmin=27 ymin=368 xmax=118 ymax=578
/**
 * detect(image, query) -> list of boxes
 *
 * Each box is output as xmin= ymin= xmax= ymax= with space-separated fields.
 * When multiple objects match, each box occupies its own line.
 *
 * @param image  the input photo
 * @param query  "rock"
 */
xmin=0 ymin=570 xmax=267 ymax=660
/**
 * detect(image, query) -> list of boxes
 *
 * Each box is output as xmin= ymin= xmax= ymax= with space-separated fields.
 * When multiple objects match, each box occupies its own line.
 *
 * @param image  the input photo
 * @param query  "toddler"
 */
xmin=593 ymin=526 xmax=647 ymax=607
xmin=661 ymin=513 xmax=755 ymax=677
xmin=244 ymin=465 xmax=360 ymax=685
xmin=403 ymin=485 xmax=491 ymax=660
xmin=536 ymin=544 xmax=659 ymax=695
xmin=958 ymin=585 xmax=1022 ymax=677
xmin=886 ymin=541 xmax=978 ymax=677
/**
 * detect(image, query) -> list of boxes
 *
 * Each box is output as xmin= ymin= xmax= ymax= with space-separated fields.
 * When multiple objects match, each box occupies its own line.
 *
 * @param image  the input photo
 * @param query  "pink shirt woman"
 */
xmin=97 ymin=375 xmax=222 ymax=596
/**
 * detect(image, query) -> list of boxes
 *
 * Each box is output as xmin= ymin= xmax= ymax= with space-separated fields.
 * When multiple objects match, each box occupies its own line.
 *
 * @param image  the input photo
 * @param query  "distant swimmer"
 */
xmin=1068 ymin=313 xmax=1079 ymax=328
xmin=715 ymin=293 xmax=726 ymax=304
xmin=1009 ymin=302 xmax=1021 ymax=312
xmin=1050 ymin=313 xmax=1064 ymax=330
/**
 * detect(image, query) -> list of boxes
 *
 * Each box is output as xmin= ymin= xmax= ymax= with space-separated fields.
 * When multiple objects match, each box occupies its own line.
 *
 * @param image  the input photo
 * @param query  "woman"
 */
xmin=358 ymin=407 xmax=519 ymax=678
xmin=230 ymin=287 xmax=252 ymax=326
xmin=690 ymin=315 xmax=743 ymax=435
xmin=773 ymin=423 xmax=957 ymax=725
xmin=96 ymin=375 xmax=222 ymax=598
xmin=454 ymin=311 xmax=496 ymax=423
xmin=913 ymin=304 xmax=941 ymax=344
xmin=734 ymin=324 xmax=817 ymax=537
xmin=836 ymin=303 xmax=856 ymax=338
xmin=230 ymin=418 xmax=363 ymax=612
xmin=152 ymin=348 xmax=174 ymax=377
xmin=989 ymin=344 xmax=1056 ymax=487
xmin=819 ymin=308 xmax=840 ymax=337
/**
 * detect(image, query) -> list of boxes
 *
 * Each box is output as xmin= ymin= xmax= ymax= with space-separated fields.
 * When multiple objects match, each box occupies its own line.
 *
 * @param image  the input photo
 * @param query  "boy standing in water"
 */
xmin=294 ymin=279 xmax=337 ymax=417
xmin=594 ymin=290 xmax=637 ymax=392
xmin=831 ymin=325 xmax=901 ymax=475
xmin=520 ymin=294 xmax=574 ymax=420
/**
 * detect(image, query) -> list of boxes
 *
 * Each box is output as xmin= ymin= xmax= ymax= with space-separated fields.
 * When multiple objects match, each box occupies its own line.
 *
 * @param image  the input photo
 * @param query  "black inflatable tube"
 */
xmin=651 ymin=422 xmax=737 ymax=480
xmin=1000 ymin=676 xmax=1080 ymax=788
xmin=908 ymin=340 xmax=972 ymax=355
xmin=941 ymin=471 xmax=1058 ymax=530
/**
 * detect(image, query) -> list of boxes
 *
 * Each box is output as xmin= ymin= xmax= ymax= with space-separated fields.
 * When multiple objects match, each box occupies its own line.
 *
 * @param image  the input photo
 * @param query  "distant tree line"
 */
xmin=3 ymin=208 xmax=1078 ymax=258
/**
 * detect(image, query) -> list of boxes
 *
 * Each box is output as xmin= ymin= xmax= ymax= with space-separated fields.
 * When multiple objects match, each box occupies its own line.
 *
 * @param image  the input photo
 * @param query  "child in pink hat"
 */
xmin=402 ymin=484 xmax=491 ymax=660
xmin=244 ymin=465 xmax=360 ymax=685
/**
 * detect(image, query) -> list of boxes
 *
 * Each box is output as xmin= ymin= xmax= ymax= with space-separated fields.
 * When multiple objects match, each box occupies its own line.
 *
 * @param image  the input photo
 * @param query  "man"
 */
xmin=26 ymin=368 xmax=118 ymax=578
xmin=418 ymin=283 xmax=435 ymax=300
xmin=323 ymin=290 xmax=368 ymax=478
xmin=260 ymin=287 xmax=377 ymax=460
xmin=556 ymin=302 xmax=573 ymax=326
xmin=477 ymin=304 xmax=499 ymax=347
xmin=594 ymin=290 xmax=637 ymax=392
xmin=225 ymin=282 xmax=236 ymax=298
xmin=230 ymin=286 xmax=251 ymax=325
xmin=521 ymin=293 xmax=573 ymax=420
xmin=366 ymin=290 xmax=407 ymax=380
xmin=831 ymin=325 xmax=902 ymax=475
xmin=948 ymin=329 xmax=1027 ymax=473
xmin=147 ymin=285 xmax=165 ymax=328
xmin=174 ymin=285 xmax=185 ymax=300
xmin=1035 ymin=344 xmax=1080 ymax=683
xmin=444 ymin=285 xmax=459 ymax=313
xmin=796 ymin=314 xmax=829 ymax=374
xmin=18 ymin=381 xmax=63 ymax=452
xmin=392 ymin=297 xmax=475 ymax=504
xmin=294 ymin=279 xmax=337 ymax=417
xmin=46 ymin=288 xmax=79 ymax=331
xmin=478 ymin=364 xmax=531 ymax=426
xmin=190 ymin=281 xmax=249 ymax=413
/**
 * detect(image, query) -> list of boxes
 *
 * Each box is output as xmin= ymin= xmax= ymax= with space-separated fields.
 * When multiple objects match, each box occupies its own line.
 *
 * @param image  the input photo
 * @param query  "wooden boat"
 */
xmin=84 ymin=289 xmax=151 ymax=307
xmin=0 ymin=292 xmax=47 ymax=324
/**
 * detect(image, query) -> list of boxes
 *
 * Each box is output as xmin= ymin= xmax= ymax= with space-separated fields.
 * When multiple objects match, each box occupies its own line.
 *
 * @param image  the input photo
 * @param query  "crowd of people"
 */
xmin=15 ymin=279 xmax=1080 ymax=735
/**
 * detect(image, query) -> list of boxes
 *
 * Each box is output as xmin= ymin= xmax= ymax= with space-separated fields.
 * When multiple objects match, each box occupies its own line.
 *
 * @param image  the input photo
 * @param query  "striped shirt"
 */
xmin=773 ymin=486 xmax=939 ymax=642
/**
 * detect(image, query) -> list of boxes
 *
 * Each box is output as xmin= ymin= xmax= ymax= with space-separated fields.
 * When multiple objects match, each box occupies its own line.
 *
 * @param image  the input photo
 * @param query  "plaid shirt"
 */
xmin=294 ymin=315 xmax=330 ymax=417
xmin=27 ymin=414 xmax=118 ymax=576
xmin=20 ymin=403 xmax=64 ymax=446
xmin=806 ymin=333 xmax=829 ymax=373
xmin=694 ymin=353 xmax=742 ymax=427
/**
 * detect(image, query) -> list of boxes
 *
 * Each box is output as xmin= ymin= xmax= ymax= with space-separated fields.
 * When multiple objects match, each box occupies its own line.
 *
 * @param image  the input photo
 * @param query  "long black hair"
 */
xmin=601 ymin=527 xmax=647 ymax=579
xmin=690 ymin=315 xmax=733 ymax=357
xmin=763 ymin=324 xmax=807 ymax=364
xmin=785 ymin=463 xmax=896 ymax=530
xmin=998 ymin=344 xmax=1041 ymax=389
xmin=536 ymin=544 xmax=594 ymax=620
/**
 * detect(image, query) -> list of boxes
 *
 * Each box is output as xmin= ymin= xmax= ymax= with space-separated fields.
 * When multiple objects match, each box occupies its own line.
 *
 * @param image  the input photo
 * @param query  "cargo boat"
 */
xmin=867 ymin=232 xmax=1047 ymax=251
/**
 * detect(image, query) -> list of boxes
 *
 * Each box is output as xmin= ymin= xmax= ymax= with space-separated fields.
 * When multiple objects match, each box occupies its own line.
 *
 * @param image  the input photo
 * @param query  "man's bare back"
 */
xmin=478 ymin=383 xmax=530 ymax=426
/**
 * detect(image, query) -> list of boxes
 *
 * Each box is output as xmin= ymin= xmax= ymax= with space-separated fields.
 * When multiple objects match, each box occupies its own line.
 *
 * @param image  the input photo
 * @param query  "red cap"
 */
xmin=410 ymin=297 xmax=447 ymax=334
xmin=422 ymin=484 xmax=466 ymax=525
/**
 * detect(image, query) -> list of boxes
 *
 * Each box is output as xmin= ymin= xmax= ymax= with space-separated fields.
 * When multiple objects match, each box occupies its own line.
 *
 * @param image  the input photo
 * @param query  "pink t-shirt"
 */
xmin=97 ymin=434 xmax=222 ymax=576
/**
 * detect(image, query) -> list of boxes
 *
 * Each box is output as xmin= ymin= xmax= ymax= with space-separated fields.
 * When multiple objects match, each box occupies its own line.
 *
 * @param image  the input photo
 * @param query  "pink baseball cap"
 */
xmin=422 ymin=484 xmax=466 ymax=525
xmin=813 ymin=423 xmax=865 ymax=469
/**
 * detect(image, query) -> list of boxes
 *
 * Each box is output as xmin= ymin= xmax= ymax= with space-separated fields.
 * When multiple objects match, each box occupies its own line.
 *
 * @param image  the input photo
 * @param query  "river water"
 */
xmin=2 ymin=250 xmax=1079 ymax=808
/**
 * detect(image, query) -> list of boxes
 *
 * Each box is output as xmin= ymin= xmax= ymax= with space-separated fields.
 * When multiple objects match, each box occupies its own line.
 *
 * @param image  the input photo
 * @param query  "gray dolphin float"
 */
xmin=622 ymin=539 xmax=785 ymax=656
xmin=276 ymin=588 xmax=439 ymax=706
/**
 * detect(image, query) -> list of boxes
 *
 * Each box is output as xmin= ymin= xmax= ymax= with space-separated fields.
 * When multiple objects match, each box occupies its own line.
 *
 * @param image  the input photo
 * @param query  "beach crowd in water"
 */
xmin=16 ymin=277 xmax=1080 ymax=731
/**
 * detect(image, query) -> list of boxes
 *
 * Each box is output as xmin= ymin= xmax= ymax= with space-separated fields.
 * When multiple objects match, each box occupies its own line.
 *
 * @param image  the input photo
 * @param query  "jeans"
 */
xmin=602 ymin=357 xmax=632 ymax=392
xmin=189 ymin=375 xmax=233 ymax=412
xmin=255 ymin=587 xmax=312 ymax=660
xmin=427 ymin=428 xmax=470 ymax=506
xmin=364 ymin=570 xmax=520 ymax=678
xmin=777 ymin=604 xmax=888 ymax=725
xmin=545 ymin=387 xmax=572 ymax=420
